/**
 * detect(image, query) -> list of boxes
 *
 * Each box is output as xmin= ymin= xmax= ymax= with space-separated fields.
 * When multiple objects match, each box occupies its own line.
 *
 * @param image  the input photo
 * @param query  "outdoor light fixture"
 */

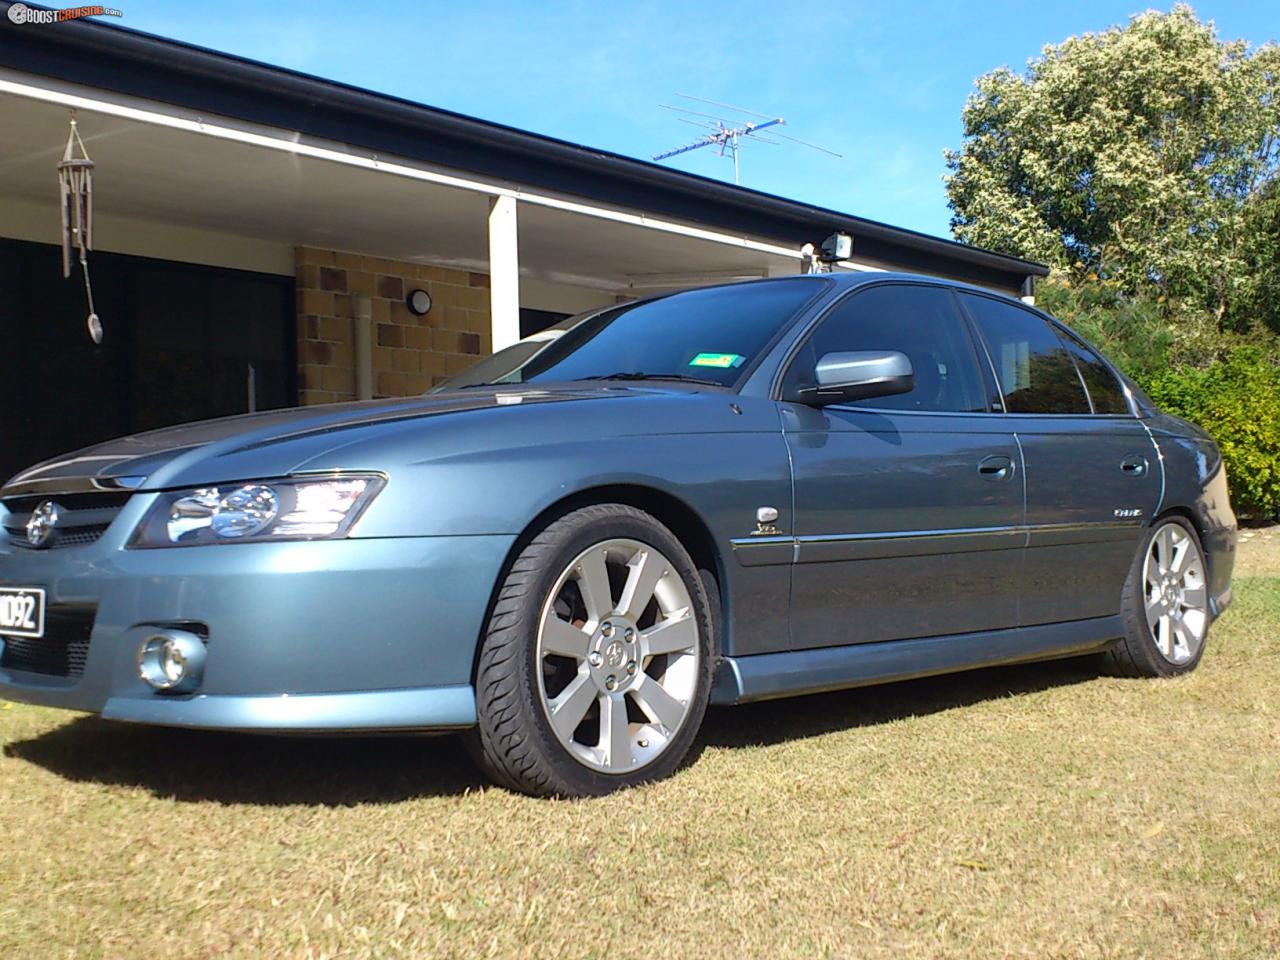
xmin=820 ymin=232 xmax=854 ymax=261
xmin=407 ymin=288 xmax=433 ymax=315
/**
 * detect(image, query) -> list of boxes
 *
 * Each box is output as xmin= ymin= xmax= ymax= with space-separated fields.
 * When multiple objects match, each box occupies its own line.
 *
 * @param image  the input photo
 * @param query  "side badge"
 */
xmin=1113 ymin=508 xmax=1143 ymax=519
xmin=754 ymin=506 xmax=780 ymax=536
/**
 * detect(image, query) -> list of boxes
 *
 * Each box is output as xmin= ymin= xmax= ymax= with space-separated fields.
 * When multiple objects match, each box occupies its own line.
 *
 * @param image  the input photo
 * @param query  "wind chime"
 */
xmin=58 ymin=112 xmax=102 ymax=344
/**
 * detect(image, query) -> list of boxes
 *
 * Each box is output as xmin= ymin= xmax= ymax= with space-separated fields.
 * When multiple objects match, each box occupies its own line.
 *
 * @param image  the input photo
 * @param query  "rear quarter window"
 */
xmin=1053 ymin=327 xmax=1132 ymax=414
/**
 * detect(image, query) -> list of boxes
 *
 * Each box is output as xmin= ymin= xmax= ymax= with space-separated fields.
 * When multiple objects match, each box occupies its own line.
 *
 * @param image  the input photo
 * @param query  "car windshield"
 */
xmin=437 ymin=278 xmax=827 ymax=390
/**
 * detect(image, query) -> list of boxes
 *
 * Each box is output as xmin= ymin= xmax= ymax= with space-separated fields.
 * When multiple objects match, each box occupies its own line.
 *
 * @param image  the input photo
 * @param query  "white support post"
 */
xmin=488 ymin=195 xmax=521 ymax=351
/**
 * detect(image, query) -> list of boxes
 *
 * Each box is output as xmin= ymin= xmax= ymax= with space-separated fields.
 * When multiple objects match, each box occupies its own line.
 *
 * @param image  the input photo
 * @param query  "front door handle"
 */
xmin=1120 ymin=456 xmax=1149 ymax=477
xmin=978 ymin=454 xmax=1015 ymax=481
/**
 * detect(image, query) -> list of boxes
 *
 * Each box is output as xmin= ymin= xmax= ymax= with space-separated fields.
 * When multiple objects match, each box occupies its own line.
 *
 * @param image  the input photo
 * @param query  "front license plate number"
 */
xmin=0 ymin=588 xmax=45 ymax=639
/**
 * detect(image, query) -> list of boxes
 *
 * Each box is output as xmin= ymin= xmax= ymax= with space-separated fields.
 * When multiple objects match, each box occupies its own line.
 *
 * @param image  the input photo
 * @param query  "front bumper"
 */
xmin=0 ymin=493 xmax=513 ymax=731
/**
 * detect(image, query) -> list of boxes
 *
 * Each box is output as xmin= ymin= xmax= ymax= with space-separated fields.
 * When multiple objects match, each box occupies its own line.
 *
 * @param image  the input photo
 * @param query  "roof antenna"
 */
xmin=58 ymin=110 xmax=102 ymax=344
xmin=652 ymin=93 xmax=841 ymax=185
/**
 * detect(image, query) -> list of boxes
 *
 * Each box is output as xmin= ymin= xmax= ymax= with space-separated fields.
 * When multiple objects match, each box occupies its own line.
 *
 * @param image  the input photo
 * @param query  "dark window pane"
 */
xmin=1055 ymin=327 xmax=1131 ymax=414
xmin=0 ymin=238 xmax=293 ymax=484
xmin=960 ymin=294 xmax=1090 ymax=414
xmin=784 ymin=283 xmax=988 ymax=413
xmin=515 ymin=278 xmax=825 ymax=387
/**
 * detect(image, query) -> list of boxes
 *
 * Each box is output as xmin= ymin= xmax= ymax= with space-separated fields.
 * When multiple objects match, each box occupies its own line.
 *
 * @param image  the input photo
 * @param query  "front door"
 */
xmin=780 ymin=282 xmax=1024 ymax=649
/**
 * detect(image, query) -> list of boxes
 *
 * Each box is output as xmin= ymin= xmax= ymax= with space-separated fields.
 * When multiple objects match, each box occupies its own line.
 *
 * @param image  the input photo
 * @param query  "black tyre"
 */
xmin=1105 ymin=516 xmax=1211 ymax=678
xmin=472 ymin=504 xmax=715 ymax=797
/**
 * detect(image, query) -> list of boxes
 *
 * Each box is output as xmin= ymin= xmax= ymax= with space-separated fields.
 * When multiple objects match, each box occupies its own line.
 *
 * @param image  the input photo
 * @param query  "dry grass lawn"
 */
xmin=2 ymin=532 xmax=1278 ymax=959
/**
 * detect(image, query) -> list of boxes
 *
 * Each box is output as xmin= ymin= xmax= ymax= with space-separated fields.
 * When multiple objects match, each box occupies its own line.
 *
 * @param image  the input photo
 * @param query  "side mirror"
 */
xmin=798 ymin=350 xmax=914 ymax=406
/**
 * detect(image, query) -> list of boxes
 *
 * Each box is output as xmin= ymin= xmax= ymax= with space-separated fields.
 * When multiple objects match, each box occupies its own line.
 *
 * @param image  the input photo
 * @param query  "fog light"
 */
xmin=136 ymin=630 xmax=206 ymax=693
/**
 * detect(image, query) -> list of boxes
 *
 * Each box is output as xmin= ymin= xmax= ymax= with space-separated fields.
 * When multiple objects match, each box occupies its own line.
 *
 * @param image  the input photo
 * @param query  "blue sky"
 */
xmin=113 ymin=1 xmax=1278 ymax=240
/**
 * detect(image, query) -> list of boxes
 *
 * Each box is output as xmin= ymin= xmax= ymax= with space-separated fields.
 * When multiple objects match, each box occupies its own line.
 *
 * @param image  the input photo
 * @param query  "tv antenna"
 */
xmin=653 ymin=93 xmax=841 ymax=185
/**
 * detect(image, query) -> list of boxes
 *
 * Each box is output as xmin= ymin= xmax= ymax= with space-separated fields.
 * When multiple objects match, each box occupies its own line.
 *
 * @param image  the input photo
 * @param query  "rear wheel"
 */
xmin=1107 ymin=516 xmax=1210 ymax=677
xmin=472 ymin=504 xmax=714 ymax=796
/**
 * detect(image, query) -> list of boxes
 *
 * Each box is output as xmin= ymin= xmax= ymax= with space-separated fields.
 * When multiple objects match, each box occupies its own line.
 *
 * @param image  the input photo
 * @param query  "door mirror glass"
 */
xmin=801 ymin=351 xmax=914 ymax=406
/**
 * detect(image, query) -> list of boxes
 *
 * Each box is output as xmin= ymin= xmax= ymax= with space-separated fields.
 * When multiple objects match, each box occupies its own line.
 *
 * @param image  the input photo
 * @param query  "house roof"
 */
xmin=0 ymin=3 xmax=1048 ymax=291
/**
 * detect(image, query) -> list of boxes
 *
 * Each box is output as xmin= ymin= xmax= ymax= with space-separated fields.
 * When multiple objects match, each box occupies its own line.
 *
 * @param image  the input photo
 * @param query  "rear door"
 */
xmin=958 ymin=292 xmax=1161 ymax=625
xmin=780 ymin=282 xmax=1024 ymax=648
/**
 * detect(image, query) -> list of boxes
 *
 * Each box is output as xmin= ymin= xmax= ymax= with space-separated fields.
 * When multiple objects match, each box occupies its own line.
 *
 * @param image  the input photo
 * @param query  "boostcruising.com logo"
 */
xmin=8 ymin=3 xmax=124 ymax=24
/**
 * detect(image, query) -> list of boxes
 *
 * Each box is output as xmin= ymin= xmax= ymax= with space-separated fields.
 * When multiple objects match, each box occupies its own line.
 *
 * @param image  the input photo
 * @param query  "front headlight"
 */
xmin=130 ymin=474 xmax=385 ymax=548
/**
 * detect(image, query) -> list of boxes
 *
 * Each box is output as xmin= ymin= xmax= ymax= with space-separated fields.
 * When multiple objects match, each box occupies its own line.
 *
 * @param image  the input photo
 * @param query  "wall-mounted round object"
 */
xmin=406 ymin=288 xmax=433 ymax=316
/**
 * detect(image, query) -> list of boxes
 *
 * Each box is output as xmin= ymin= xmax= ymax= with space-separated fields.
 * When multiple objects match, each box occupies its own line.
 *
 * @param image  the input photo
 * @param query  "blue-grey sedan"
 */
xmin=0 ymin=274 xmax=1237 ymax=796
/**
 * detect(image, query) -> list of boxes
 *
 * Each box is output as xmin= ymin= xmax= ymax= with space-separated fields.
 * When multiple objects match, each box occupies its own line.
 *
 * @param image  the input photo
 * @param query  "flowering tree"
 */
xmin=945 ymin=5 xmax=1280 ymax=335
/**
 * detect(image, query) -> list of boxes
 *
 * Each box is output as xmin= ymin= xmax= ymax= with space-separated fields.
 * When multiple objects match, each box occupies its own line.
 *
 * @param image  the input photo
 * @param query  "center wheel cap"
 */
xmin=603 ymin=640 xmax=626 ymax=667
xmin=589 ymin=619 xmax=640 ymax=692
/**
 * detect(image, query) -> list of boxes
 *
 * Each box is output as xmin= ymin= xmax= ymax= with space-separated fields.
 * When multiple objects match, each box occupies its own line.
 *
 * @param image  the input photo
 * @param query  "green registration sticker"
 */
xmin=689 ymin=352 xmax=745 ymax=369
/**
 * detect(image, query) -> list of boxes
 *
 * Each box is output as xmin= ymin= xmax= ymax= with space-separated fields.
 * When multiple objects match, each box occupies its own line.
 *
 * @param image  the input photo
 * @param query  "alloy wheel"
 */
xmin=1142 ymin=522 xmax=1208 ymax=665
xmin=535 ymin=538 xmax=700 ymax=774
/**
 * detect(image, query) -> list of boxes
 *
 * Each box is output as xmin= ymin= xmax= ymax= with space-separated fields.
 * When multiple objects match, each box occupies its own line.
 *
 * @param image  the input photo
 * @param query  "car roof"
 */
xmin=682 ymin=271 xmax=1028 ymax=304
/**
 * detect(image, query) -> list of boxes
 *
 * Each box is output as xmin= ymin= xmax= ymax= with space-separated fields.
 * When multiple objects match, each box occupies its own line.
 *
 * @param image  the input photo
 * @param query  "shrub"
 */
xmin=1035 ymin=276 xmax=1175 ymax=380
xmin=1145 ymin=348 xmax=1280 ymax=519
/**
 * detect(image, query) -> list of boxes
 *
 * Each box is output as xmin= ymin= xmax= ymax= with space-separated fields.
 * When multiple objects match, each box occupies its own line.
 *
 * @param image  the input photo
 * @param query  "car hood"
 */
xmin=1 ymin=384 xmax=691 ymax=497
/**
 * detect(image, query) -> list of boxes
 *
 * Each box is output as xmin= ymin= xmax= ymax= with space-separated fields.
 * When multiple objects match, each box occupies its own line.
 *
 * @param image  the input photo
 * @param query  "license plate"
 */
xmin=0 ymin=587 xmax=45 ymax=639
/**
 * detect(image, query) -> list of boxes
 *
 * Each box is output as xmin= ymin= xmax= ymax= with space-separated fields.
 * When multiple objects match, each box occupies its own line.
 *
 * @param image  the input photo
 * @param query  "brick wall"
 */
xmin=295 ymin=247 xmax=493 ymax=405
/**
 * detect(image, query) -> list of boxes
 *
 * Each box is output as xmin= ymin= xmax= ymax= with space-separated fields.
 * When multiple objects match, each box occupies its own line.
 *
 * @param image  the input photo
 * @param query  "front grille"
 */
xmin=0 ymin=604 xmax=96 ymax=679
xmin=2 ymin=491 xmax=131 ymax=550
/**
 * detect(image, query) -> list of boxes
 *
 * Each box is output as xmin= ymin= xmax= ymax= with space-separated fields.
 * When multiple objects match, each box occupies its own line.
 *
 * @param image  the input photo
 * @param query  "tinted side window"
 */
xmin=960 ymin=294 xmax=1090 ymax=414
xmin=1054 ymin=327 xmax=1131 ymax=414
xmin=784 ymin=284 xmax=987 ymax=413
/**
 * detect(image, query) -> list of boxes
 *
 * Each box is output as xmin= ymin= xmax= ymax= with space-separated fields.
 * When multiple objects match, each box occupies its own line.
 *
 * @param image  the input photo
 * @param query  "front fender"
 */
xmin=301 ymin=393 xmax=795 ymax=656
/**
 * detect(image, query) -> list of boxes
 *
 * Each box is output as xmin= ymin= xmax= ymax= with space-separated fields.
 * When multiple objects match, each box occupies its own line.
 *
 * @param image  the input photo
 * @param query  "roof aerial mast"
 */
xmin=652 ymin=93 xmax=841 ymax=185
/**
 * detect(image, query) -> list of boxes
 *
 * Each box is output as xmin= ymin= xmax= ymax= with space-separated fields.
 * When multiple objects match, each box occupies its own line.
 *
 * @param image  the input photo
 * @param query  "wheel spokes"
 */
xmin=548 ymin=672 xmax=595 ymax=740
xmin=1181 ymin=585 xmax=1207 ymax=610
xmin=632 ymin=675 xmax=686 ymax=732
xmin=1170 ymin=536 xmax=1193 ymax=578
xmin=541 ymin=616 xmax=590 ymax=659
xmin=642 ymin=609 xmax=698 ymax=657
xmin=1156 ymin=614 xmax=1173 ymax=658
xmin=1154 ymin=527 xmax=1174 ymax=574
xmin=617 ymin=547 xmax=666 ymax=621
xmin=1146 ymin=570 xmax=1163 ymax=596
xmin=1171 ymin=618 xmax=1195 ymax=660
xmin=576 ymin=546 xmax=615 ymax=624
xmin=599 ymin=692 xmax=632 ymax=770
xmin=1145 ymin=597 xmax=1163 ymax=631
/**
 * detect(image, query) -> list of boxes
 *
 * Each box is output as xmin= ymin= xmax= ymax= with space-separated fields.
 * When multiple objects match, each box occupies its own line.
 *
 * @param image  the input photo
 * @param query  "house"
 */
xmin=0 ymin=5 xmax=1047 ymax=481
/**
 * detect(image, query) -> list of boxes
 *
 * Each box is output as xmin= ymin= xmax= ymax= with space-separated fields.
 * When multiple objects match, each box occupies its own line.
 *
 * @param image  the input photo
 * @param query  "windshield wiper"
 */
xmin=574 ymin=372 xmax=725 ymax=387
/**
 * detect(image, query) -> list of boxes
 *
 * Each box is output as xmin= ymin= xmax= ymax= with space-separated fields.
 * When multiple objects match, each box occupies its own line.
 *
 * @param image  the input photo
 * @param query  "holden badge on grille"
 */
xmin=26 ymin=501 xmax=59 ymax=548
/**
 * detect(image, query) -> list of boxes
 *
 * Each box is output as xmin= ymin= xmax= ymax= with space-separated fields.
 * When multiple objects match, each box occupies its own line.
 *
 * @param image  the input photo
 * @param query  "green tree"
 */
xmin=944 ymin=5 xmax=1280 ymax=331
xmin=1233 ymin=177 xmax=1280 ymax=335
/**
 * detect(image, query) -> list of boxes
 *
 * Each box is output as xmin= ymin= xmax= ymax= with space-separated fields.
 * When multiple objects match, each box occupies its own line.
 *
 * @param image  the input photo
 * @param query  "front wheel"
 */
xmin=1106 ymin=516 xmax=1211 ymax=678
xmin=472 ymin=504 xmax=714 ymax=797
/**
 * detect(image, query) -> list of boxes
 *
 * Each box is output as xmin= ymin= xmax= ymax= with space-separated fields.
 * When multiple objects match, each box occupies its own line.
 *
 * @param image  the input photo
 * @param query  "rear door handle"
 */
xmin=978 ymin=454 xmax=1014 ymax=481
xmin=1121 ymin=456 xmax=1149 ymax=477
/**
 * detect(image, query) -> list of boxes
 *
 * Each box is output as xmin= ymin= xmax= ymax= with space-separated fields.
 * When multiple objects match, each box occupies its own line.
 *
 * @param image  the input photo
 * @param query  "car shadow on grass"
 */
xmin=698 ymin=655 xmax=1106 ymax=749
xmin=5 ymin=656 xmax=1105 ymax=804
xmin=4 ymin=719 xmax=488 ymax=805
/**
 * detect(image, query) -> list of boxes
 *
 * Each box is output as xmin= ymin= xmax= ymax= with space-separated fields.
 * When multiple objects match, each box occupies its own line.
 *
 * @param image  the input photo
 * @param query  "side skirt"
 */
xmin=711 ymin=616 xmax=1121 ymax=705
